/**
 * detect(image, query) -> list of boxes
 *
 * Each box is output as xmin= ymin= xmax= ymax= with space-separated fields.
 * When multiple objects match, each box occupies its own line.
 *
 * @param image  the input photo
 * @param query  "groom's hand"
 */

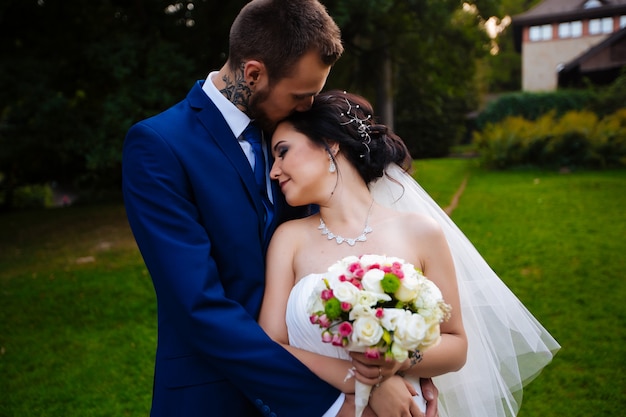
xmin=335 ymin=394 xmax=356 ymax=417
xmin=420 ymin=378 xmax=439 ymax=417
xmin=334 ymin=395 xmax=380 ymax=417
xmin=336 ymin=377 xmax=421 ymax=417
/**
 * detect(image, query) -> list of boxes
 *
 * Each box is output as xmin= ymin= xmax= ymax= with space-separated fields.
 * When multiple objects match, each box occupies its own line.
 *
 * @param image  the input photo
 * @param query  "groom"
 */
xmin=123 ymin=1 xmax=437 ymax=416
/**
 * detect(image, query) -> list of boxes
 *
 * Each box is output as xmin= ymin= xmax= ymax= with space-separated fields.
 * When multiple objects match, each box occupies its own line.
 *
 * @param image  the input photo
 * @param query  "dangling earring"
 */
xmin=328 ymin=155 xmax=336 ymax=173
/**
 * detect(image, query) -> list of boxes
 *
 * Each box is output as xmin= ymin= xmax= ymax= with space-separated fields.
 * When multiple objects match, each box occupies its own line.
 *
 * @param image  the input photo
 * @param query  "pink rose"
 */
xmin=339 ymin=321 xmax=353 ymax=337
xmin=332 ymin=334 xmax=344 ymax=346
xmin=365 ymin=347 xmax=381 ymax=359
xmin=321 ymin=289 xmax=334 ymax=301
xmin=319 ymin=314 xmax=331 ymax=328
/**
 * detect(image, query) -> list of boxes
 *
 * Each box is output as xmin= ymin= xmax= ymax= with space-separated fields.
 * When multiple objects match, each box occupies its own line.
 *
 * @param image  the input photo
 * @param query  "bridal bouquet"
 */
xmin=307 ymin=254 xmax=451 ymax=417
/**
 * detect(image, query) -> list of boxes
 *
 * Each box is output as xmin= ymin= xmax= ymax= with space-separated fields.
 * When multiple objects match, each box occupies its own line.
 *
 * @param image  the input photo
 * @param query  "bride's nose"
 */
xmin=269 ymin=160 xmax=281 ymax=179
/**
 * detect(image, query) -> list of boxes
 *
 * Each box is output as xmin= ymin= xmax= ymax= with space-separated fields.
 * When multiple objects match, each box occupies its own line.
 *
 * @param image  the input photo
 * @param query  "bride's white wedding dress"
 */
xmin=284 ymin=164 xmax=559 ymax=417
xmin=286 ymin=272 xmax=428 ymax=413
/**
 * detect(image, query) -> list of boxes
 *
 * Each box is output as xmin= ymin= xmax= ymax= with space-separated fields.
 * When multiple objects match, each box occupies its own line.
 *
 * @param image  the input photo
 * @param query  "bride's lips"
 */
xmin=278 ymin=179 xmax=290 ymax=190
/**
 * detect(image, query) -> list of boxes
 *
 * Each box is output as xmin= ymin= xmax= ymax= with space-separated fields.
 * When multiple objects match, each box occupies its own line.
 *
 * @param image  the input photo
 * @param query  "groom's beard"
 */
xmin=248 ymin=86 xmax=276 ymax=133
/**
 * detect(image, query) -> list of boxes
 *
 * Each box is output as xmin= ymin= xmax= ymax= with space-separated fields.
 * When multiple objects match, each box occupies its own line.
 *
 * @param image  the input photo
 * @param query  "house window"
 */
xmin=589 ymin=17 xmax=613 ymax=35
xmin=583 ymin=0 xmax=603 ymax=8
xmin=529 ymin=24 xmax=553 ymax=41
xmin=558 ymin=21 xmax=583 ymax=38
xmin=620 ymin=15 xmax=626 ymax=28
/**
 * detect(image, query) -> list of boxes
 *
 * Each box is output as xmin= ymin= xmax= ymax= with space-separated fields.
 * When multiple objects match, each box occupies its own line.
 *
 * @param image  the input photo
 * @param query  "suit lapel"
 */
xmin=186 ymin=82 xmax=266 ymax=235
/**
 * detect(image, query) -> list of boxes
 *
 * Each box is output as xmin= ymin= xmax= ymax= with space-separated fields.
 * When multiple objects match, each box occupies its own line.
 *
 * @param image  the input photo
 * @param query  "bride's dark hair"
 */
xmin=283 ymin=90 xmax=412 ymax=184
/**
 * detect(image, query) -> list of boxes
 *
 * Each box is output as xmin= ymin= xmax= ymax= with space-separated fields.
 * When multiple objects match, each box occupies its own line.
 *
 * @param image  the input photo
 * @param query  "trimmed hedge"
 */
xmin=476 ymin=72 xmax=626 ymax=130
xmin=473 ymin=109 xmax=626 ymax=169
xmin=476 ymin=90 xmax=596 ymax=130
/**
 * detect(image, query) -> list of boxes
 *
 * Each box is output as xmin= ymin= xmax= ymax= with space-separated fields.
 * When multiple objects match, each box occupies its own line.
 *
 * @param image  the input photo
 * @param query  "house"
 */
xmin=512 ymin=0 xmax=626 ymax=91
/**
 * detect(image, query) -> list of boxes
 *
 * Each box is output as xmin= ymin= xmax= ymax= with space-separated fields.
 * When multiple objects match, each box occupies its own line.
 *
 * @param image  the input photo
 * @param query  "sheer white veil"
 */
xmin=370 ymin=163 xmax=560 ymax=417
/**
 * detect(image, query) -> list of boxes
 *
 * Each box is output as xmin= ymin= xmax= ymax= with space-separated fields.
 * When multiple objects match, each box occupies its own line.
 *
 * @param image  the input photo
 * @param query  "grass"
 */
xmin=0 ymin=205 xmax=155 ymax=416
xmin=413 ymin=160 xmax=626 ymax=417
xmin=1 ymin=161 xmax=625 ymax=416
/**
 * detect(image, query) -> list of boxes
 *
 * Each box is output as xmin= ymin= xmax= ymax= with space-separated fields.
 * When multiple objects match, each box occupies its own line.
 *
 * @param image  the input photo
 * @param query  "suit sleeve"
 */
xmin=122 ymin=122 xmax=340 ymax=416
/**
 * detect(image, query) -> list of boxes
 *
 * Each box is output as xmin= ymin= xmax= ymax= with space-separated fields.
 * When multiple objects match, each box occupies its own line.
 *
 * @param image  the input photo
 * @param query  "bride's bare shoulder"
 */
xmin=272 ymin=215 xmax=319 ymax=241
xmin=390 ymin=209 xmax=443 ymax=238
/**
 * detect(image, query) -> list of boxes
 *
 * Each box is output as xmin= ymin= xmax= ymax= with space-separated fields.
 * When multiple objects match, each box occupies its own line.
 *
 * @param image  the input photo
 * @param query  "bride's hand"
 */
xmin=349 ymin=351 xmax=407 ymax=386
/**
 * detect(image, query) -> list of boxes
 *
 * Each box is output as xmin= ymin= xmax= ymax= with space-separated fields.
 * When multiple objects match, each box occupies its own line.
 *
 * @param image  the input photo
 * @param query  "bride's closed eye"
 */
xmin=275 ymin=145 xmax=288 ymax=159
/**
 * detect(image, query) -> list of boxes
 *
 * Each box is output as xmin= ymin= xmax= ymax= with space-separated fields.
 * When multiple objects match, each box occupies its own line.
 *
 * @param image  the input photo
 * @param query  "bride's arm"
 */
xmin=397 ymin=214 xmax=468 ymax=378
xmin=258 ymin=222 xmax=356 ymax=393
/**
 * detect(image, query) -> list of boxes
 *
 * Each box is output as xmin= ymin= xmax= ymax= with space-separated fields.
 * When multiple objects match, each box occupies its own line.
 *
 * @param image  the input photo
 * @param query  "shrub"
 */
xmin=476 ymin=90 xmax=596 ymax=130
xmin=474 ymin=109 xmax=626 ymax=169
xmin=587 ymin=108 xmax=626 ymax=168
xmin=589 ymin=71 xmax=626 ymax=117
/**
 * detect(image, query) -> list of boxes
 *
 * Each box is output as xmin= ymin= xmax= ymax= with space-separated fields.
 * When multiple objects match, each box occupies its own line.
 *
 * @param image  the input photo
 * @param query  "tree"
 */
xmin=0 ymin=0 xmax=501 ymax=208
xmin=477 ymin=0 xmax=544 ymax=94
xmin=0 ymin=0 xmax=240 ymax=209
xmin=325 ymin=0 xmax=495 ymax=157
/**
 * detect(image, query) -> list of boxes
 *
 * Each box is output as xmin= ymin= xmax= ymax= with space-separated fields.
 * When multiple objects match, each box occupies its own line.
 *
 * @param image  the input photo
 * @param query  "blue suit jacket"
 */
xmin=122 ymin=81 xmax=339 ymax=417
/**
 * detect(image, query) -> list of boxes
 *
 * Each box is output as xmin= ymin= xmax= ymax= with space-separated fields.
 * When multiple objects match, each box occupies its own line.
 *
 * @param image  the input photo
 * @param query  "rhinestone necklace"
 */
xmin=318 ymin=200 xmax=374 ymax=246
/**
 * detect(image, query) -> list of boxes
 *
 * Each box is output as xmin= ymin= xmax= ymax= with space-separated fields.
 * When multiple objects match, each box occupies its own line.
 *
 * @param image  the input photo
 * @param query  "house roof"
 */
xmin=511 ymin=0 xmax=626 ymax=51
xmin=513 ymin=0 xmax=626 ymax=26
xmin=560 ymin=26 xmax=626 ymax=72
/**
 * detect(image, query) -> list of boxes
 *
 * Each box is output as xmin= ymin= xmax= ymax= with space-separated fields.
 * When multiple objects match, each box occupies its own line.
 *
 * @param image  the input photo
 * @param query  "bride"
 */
xmin=258 ymin=91 xmax=559 ymax=417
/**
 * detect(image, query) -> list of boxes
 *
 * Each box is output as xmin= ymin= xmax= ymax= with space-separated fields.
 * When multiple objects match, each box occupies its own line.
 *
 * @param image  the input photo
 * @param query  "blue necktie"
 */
xmin=242 ymin=123 xmax=274 ymax=244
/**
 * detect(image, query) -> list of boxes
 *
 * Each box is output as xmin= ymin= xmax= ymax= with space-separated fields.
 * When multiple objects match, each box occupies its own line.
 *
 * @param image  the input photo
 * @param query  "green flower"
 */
xmin=324 ymin=298 xmax=342 ymax=320
xmin=381 ymin=273 xmax=401 ymax=294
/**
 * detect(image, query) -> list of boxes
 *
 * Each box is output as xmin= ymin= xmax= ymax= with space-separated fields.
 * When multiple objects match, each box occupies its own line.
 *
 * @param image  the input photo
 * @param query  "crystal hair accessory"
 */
xmin=339 ymin=95 xmax=372 ymax=157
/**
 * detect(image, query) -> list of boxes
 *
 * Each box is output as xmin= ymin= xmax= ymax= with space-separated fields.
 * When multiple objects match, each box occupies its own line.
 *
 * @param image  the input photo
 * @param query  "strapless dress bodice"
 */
xmin=286 ymin=273 xmax=350 ymax=360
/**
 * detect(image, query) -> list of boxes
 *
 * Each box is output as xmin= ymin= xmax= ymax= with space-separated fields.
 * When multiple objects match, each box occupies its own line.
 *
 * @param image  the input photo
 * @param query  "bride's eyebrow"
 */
xmin=272 ymin=140 xmax=287 ymax=152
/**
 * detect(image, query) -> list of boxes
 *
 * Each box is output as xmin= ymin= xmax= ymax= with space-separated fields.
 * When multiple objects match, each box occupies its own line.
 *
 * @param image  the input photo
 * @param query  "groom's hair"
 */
xmin=227 ymin=0 xmax=343 ymax=83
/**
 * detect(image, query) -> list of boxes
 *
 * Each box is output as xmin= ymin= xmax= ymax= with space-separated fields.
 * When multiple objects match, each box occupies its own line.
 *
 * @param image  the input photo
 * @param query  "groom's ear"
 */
xmin=243 ymin=60 xmax=266 ymax=89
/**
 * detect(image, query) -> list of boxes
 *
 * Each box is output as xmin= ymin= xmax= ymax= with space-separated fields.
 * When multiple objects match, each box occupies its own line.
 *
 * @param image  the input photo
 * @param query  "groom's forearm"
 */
xmin=335 ymin=394 xmax=355 ymax=417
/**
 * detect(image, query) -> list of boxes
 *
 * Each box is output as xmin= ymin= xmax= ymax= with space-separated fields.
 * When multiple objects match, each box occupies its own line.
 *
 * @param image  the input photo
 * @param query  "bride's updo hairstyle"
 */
xmin=284 ymin=90 xmax=412 ymax=184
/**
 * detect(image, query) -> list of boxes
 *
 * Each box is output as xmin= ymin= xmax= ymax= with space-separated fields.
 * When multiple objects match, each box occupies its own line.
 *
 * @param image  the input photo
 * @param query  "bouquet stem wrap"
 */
xmin=355 ymin=380 xmax=370 ymax=417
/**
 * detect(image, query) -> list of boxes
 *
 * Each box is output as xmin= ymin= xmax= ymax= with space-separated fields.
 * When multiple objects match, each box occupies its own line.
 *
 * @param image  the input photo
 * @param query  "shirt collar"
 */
xmin=202 ymin=71 xmax=251 ymax=139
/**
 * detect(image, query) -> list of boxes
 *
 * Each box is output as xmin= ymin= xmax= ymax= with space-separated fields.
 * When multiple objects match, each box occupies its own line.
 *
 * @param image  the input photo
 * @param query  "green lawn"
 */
xmin=1 ymin=160 xmax=624 ymax=416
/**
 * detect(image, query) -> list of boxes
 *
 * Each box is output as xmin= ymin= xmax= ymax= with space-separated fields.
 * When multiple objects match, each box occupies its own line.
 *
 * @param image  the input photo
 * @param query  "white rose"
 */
xmin=390 ymin=342 xmax=410 ymax=362
xmin=379 ymin=308 xmax=404 ymax=332
xmin=420 ymin=324 xmax=442 ymax=350
xmin=354 ymin=290 xmax=389 ymax=308
xmin=349 ymin=304 xmax=376 ymax=320
xmin=351 ymin=316 xmax=384 ymax=347
xmin=305 ymin=278 xmax=328 ymax=314
xmin=385 ymin=256 xmax=405 ymax=265
xmin=394 ymin=272 xmax=421 ymax=302
xmin=362 ymin=269 xmax=385 ymax=295
xmin=401 ymin=263 xmax=421 ymax=280
xmin=393 ymin=311 xmax=427 ymax=351
xmin=332 ymin=280 xmax=360 ymax=305
xmin=425 ymin=279 xmax=443 ymax=298
xmin=414 ymin=279 xmax=444 ymax=310
xmin=328 ymin=255 xmax=360 ymax=274
xmin=359 ymin=254 xmax=386 ymax=268
xmin=306 ymin=293 xmax=325 ymax=315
